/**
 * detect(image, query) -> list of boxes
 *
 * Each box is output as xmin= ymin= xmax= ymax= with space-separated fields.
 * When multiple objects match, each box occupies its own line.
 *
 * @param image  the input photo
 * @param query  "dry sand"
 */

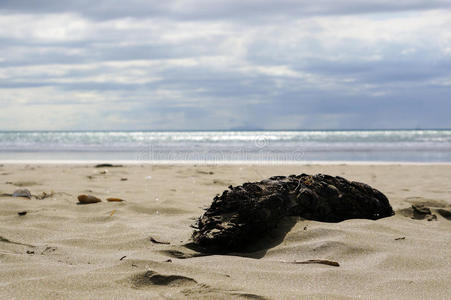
xmin=0 ymin=163 xmax=450 ymax=299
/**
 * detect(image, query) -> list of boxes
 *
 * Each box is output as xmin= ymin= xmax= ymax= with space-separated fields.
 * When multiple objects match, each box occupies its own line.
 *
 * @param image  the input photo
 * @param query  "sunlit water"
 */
xmin=1 ymin=130 xmax=450 ymax=162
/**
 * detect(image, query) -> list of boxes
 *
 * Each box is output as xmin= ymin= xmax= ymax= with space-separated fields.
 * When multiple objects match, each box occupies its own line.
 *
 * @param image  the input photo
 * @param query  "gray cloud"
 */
xmin=2 ymin=0 xmax=451 ymax=20
xmin=0 ymin=2 xmax=450 ymax=130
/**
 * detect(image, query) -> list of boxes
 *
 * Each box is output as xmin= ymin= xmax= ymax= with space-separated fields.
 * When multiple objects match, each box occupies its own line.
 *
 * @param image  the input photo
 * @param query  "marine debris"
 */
xmin=192 ymin=173 xmax=394 ymax=251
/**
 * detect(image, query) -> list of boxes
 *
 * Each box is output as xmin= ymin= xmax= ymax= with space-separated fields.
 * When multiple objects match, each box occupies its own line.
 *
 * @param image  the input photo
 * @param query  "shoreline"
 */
xmin=2 ymin=159 xmax=451 ymax=165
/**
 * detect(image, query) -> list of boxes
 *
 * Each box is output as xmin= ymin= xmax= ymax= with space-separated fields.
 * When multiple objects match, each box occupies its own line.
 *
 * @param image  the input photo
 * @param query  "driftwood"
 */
xmin=94 ymin=164 xmax=123 ymax=168
xmin=285 ymin=259 xmax=340 ymax=267
xmin=192 ymin=173 xmax=394 ymax=251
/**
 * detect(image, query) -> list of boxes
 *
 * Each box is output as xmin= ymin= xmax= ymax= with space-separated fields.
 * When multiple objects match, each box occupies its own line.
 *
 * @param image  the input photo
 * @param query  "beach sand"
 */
xmin=0 ymin=163 xmax=450 ymax=299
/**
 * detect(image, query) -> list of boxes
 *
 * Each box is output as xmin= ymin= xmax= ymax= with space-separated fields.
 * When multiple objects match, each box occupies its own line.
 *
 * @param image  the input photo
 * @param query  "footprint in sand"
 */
xmin=130 ymin=270 xmax=267 ymax=299
xmin=131 ymin=270 xmax=197 ymax=287
xmin=398 ymin=197 xmax=451 ymax=221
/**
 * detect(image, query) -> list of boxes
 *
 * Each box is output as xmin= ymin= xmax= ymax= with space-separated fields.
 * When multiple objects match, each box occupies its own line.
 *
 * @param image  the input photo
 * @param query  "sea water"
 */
xmin=0 ymin=130 xmax=450 ymax=163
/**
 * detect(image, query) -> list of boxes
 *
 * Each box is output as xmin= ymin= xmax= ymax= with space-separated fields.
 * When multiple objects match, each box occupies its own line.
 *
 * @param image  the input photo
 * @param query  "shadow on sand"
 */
xmin=184 ymin=216 xmax=298 ymax=259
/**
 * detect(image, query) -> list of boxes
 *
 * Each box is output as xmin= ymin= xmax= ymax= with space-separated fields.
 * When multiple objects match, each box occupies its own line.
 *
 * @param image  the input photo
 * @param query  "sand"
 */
xmin=0 ymin=163 xmax=450 ymax=299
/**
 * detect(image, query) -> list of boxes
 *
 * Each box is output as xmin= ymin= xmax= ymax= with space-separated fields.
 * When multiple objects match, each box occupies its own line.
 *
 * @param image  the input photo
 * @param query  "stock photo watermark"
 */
xmin=136 ymin=135 xmax=305 ymax=164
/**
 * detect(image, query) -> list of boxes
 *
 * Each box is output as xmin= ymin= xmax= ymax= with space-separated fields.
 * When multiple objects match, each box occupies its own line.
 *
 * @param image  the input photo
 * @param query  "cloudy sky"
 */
xmin=0 ymin=1 xmax=450 ymax=130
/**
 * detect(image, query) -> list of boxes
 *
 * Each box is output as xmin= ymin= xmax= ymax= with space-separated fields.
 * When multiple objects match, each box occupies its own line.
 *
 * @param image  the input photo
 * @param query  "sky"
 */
xmin=0 ymin=1 xmax=450 ymax=130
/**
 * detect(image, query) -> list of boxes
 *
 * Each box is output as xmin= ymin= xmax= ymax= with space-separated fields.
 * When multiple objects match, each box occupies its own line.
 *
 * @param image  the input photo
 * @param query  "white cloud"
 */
xmin=0 ymin=4 xmax=450 ymax=129
xmin=0 ymin=13 xmax=89 ymax=41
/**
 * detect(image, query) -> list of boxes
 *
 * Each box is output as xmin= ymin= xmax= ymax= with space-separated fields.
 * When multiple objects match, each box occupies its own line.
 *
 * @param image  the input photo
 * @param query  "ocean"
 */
xmin=1 ymin=130 xmax=450 ymax=163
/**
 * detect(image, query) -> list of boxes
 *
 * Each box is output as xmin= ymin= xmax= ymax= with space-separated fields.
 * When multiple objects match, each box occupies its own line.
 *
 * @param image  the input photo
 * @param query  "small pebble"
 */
xmin=12 ymin=189 xmax=32 ymax=198
xmin=120 ymin=177 xmax=128 ymax=181
xmin=107 ymin=198 xmax=125 ymax=202
xmin=77 ymin=194 xmax=102 ymax=204
xmin=18 ymin=211 xmax=27 ymax=216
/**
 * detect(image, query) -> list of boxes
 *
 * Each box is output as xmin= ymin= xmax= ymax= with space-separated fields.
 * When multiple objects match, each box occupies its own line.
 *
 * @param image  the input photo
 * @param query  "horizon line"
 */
xmin=1 ymin=128 xmax=451 ymax=133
